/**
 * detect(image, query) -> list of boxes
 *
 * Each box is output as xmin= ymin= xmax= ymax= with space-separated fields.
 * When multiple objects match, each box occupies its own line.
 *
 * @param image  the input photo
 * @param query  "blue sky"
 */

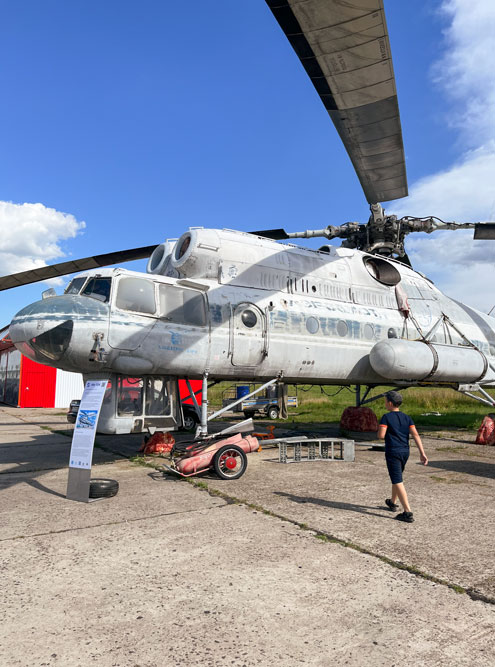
xmin=1 ymin=0 xmax=494 ymax=325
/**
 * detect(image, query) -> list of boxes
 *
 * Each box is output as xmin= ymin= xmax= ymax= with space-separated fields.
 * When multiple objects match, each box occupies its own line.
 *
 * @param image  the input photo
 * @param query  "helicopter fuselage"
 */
xmin=8 ymin=229 xmax=495 ymax=390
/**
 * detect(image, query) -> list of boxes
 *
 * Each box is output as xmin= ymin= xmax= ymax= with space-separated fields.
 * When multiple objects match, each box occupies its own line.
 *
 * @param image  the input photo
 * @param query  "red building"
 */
xmin=0 ymin=325 xmax=84 ymax=408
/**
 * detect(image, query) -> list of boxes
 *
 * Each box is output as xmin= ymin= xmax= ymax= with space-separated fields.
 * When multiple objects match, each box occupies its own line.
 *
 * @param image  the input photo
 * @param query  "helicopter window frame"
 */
xmin=81 ymin=276 xmax=112 ymax=303
xmin=117 ymin=377 xmax=144 ymax=416
xmin=64 ymin=276 xmax=87 ymax=295
xmin=157 ymin=283 xmax=207 ymax=327
xmin=144 ymin=376 xmax=172 ymax=417
xmin=115 ymin=276 xmax=157 ymax=315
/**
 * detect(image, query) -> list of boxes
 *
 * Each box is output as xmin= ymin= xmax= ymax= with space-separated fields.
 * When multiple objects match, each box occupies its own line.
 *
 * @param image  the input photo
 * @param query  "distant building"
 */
xmin=0 ymin=325 xmax=83 ymax=408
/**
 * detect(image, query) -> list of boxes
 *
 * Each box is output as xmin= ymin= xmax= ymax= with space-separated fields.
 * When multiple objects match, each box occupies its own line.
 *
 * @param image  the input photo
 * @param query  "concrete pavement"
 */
xmin=1 ymin=406 xmax=494 ymax=666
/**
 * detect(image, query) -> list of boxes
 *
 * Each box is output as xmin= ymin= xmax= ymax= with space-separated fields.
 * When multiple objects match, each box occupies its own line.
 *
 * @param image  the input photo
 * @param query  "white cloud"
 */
xmin=432 ymin=0 xmax=495 ymax=147
xmin=392 ymin=144 xmax=495 ymax=221
xmin=390 ymin=0 xmax=495 ymax=311
xmin=0 ymin=201 xmax=85 ymax=277
xmin=406 ymin=229 xmax=495 ymax=312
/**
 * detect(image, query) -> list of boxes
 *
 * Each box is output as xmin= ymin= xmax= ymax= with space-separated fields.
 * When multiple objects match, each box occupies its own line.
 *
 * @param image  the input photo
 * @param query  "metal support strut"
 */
xmin=457 ymin=384 xmax=495 ymax=408
xmin=356 ymin=385 xmax=409 ymax=407
xmin=199 ymin=370 xmax=209 ymax=437
xmin=207 ymin=377 xmax=281 ymax=422
xmin=197 ymin=375 xmax=283 ymax=437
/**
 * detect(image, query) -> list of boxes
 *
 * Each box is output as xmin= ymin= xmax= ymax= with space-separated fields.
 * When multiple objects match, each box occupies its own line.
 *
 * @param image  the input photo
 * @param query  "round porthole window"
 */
xmin=387 ymin=328 xmax=398 ymax=339
xmin=306 ymin=317 xmax=319 ymax=334
xmin=337 ymin=320 xmax=348 ymax=337
xmin=241 ymin=309 xmax=257 ymax=328
xmin=364 ymin=323 xmax=375 ymax=340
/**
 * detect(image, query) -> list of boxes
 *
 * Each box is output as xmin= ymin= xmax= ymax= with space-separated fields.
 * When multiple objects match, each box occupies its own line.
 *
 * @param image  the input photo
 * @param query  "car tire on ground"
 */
xmin=267 ymin=406 xmax=279 ymax=420
xmin=183 ymin=412 xmax=198 ymax=431
xmin=89 ymin=479 xmax=119 ymax=499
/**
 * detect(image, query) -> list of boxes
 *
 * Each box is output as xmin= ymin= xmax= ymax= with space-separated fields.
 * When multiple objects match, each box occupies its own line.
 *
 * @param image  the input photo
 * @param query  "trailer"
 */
xmin=222 ymin=383 xmax=298 ymax=420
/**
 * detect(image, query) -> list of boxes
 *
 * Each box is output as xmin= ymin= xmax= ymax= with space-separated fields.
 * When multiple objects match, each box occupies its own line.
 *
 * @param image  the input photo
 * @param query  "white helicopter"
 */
xmin=3 ymin=0 xmax=495 ymax=435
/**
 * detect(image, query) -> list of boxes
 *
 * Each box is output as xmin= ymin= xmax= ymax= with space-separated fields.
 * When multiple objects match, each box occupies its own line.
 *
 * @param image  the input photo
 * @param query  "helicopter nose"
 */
xmin=9 ymin=298 xmax=75 ymax=363
xmin=10 ymin=294 xmax=107 ymax=364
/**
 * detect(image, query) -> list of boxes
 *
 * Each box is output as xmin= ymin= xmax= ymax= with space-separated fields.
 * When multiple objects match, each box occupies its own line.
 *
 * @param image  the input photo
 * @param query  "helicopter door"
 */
xmin=231 ymin=303 xmax=266 ymax=367
xmin=109 ymin=276 xmax=157 ymax=351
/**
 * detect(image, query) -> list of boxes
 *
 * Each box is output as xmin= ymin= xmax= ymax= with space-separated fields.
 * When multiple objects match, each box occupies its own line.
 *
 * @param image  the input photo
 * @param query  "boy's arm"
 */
xmin=410 ymin=425 xmax=428 ymax=465
xmin=378 ymin=414 xmax=388 ymax=440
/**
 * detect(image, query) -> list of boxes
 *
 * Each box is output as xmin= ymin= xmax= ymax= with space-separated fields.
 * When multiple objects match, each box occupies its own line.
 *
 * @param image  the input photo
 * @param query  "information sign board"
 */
xmin=66 ymin=379 xmax=108 ymax=501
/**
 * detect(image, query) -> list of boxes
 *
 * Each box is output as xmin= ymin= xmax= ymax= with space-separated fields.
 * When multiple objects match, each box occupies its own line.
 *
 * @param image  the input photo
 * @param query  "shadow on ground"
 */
xmin=274 ymin=491 xmax=394 ymax=520
xmin=431 ymin=459 xmax=495 ymax=479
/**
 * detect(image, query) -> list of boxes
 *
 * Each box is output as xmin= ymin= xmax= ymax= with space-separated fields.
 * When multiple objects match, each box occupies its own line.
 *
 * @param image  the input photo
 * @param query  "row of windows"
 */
xmin=65 ymin=276 xmax=206 ymax=326
xmin=64 ymin=276 xmax=416 ymax=337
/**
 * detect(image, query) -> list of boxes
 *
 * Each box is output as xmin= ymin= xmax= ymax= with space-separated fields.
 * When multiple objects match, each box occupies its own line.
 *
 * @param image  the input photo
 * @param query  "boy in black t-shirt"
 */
xmin=378 ymin=391 xmax=428 ymax=523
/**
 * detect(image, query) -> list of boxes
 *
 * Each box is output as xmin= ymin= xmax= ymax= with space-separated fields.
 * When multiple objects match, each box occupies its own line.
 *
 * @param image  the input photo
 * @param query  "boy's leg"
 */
xmin=392 ymin=482 xmax=411 ymax=512
xmin=391 ymin=485 xmax=399 ymax=504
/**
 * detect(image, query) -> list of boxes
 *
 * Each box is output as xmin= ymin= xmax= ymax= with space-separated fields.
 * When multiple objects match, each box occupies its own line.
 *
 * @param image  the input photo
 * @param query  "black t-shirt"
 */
xmin=380 ymin=411 xmax=414 ymax=452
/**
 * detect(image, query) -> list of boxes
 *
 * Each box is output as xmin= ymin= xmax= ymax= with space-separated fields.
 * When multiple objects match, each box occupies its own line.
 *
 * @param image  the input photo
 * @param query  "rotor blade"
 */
xmin=0 ymin=245 xmax=157 ymax=292
xmin=474 ymin=223 xmax=495 ymax=240
xmin=265 ymin=0 xmax=408 ymax=204
xmin=249 ymin=228 xmax=291 ymax=240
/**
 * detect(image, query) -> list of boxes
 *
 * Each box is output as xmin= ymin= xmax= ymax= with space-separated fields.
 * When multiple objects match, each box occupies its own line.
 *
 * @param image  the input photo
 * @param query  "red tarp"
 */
xmin=340 ymin=406 xmax=378 ymax=432
xmin=139 ymin=431 xmax=175 ymax=455
xmin=475 ymin=415 xmax=495 ymax=446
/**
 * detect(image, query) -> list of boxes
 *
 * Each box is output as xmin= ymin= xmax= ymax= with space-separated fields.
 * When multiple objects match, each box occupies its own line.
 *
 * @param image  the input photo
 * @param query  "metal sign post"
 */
xmin=66 ymin=379 xmax=108 ymax=502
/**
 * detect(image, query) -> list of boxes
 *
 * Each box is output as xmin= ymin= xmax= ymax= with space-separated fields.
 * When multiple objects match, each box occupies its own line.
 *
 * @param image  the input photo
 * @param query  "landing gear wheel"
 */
xmin=89 ymin=479 xmax=119 ymax=499
xmin=213 ymin=445 xmax=247 ymax=480
xmin=267 ymin=406 xmax=279 ymax=420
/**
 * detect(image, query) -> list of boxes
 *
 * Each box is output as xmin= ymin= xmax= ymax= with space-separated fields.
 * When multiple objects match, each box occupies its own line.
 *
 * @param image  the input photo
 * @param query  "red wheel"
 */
xmin=213 ymin=445 xmax=247 ymax=480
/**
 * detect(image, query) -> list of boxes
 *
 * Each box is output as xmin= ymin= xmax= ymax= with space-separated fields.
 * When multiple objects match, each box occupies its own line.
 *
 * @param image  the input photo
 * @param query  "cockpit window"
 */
xmin=116 ymin=277 xmax=156 ymax=314
xmin=82 ymin=277 xmax=112 ymax=303
xmin=64 ymin=277 xmax=87 ymax=295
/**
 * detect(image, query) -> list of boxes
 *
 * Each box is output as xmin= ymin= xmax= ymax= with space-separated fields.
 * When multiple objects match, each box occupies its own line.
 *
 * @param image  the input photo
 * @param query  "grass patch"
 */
xmin=315 ymin=534 xmax=330 ymax=542
xmin=128 ymin=455 xmax=153 ymax=467
xmin=207 ymin=382 xmax=493 ymax=432
xmin=436 ymin=446 xmax=467 ymax=453
xmin=429 ymin=475 xmax=463 ymax=484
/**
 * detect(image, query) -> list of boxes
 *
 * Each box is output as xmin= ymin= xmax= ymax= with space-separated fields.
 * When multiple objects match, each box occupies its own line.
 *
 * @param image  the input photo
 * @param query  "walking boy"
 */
xmin=377 ymin=391 xmax=428 ymax=523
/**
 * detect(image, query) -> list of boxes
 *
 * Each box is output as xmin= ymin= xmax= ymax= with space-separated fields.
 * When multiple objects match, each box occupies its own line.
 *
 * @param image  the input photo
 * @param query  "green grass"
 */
xmin=429 ymin=475 xmax=464 ymax=484
xmin=208 ymin=382 xmax=493 ymax=431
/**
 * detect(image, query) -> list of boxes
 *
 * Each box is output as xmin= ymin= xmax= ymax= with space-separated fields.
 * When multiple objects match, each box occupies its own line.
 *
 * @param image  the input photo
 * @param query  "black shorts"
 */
xmin=385 ymin=450 xmax=410 ymax=484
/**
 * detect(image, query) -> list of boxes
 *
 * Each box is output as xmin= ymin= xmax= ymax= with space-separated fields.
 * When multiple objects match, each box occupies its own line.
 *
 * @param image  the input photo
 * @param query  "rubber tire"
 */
xmin=243 ymin=411 xmax=255 ymax=419
xmin=213 ymin=445 xmax=247 ymax=480
xmin=267 ymin=406 xmax=279 ymax=420
xmin=89 ymin=479 xmax=119 ymax=499
xmin=183 ymin=413 xmax=197 ymax=431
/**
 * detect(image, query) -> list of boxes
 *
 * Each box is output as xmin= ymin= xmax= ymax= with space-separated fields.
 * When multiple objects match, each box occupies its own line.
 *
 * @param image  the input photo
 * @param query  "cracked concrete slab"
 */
xmin=1 ymin=407 xmax=494 ymax=666
xmin=203 ymin=441 xmax=495 ymax=600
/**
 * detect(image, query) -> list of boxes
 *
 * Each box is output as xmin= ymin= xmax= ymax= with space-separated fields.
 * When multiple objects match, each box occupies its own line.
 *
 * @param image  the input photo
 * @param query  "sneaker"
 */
xmin=385 ymin=498 xmax=399 ymax=511
xmin=395 ymin=511 xmax=414 ymax=523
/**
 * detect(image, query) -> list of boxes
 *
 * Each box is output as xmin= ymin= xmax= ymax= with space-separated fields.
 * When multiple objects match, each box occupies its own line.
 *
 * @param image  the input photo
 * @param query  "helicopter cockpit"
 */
xmin=65 ymin=275 xmax=112 ymax=303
